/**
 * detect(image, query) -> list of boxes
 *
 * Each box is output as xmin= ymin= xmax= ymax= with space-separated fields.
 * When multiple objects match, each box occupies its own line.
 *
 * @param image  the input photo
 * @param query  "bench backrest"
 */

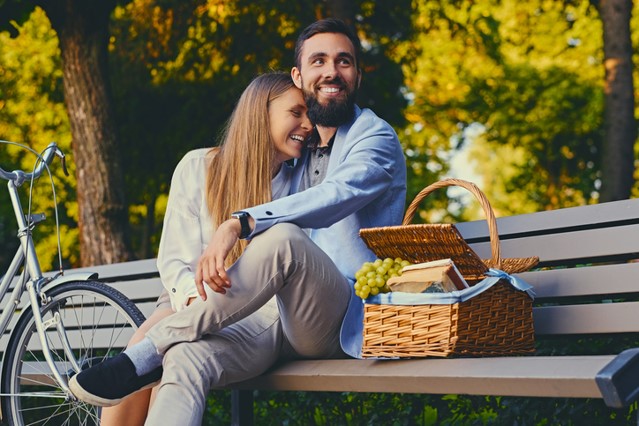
xmin=457 ymin=198 xmax=639 ymax=341
xmin=3 ymin=199 xmax=638 ymax=355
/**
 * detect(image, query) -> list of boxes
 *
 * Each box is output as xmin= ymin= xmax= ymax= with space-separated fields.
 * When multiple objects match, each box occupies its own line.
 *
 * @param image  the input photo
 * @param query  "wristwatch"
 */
xmin=231 ymin=211 xmax=251 ymax=239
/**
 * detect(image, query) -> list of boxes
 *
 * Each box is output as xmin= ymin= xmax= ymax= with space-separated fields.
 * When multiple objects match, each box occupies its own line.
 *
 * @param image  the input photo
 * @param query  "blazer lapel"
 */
xmin=327 ymin=105 xmax=362 ymax=173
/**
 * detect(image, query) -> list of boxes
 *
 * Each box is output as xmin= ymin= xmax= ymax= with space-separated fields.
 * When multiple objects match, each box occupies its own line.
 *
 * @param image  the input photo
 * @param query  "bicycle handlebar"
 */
xmin=0 ymin=142 xmax=68 ymax=185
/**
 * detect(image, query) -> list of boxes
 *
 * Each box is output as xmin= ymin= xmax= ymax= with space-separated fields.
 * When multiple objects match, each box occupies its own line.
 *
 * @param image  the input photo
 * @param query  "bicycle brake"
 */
xmin=55 ymin=146 xmax=70 ymax=176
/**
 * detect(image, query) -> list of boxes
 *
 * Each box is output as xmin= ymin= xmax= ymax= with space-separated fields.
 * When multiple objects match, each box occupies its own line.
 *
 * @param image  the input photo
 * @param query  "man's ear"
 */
xmin=291 ymin=67 xmax=303 ymax=89
xmin=357 ymin=69 xmax=362 ymax=89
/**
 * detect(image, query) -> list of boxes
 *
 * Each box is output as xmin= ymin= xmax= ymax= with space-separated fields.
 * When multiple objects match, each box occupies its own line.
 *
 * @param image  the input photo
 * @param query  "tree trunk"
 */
xmin=42 ymin=0 xmax=133 ymax=265
xmin=596 ymin=0 xmax=637 ymax=202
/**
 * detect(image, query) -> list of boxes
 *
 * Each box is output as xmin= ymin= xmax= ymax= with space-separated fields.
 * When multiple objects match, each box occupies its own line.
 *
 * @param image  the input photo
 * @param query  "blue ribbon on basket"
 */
xmin=340 ymin=269 xmax=535 ymax=359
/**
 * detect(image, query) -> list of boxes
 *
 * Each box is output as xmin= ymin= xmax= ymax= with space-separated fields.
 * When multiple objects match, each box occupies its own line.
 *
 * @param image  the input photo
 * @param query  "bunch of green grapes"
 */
xmin=354 ymin=257 xmax=411 ymax=300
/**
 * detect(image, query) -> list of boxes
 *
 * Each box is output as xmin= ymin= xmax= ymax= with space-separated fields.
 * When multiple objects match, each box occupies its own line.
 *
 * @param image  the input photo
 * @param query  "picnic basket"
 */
xmin=358 ymin=178 xmax=539 ymax=358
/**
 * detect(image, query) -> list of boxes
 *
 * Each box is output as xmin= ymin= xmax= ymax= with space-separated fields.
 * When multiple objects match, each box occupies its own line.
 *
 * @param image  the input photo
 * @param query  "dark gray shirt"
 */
xmin=298 ymin=145 xmax=332 ymax=191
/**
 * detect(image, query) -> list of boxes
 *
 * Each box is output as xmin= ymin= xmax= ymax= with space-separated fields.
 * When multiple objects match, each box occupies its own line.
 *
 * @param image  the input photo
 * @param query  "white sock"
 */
xmin=123 ymin=337 xmax=163 ymax=376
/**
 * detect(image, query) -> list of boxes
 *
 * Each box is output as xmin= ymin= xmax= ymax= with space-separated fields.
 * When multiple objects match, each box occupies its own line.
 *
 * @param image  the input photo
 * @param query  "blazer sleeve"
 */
xmin=244 ymin=110 xmax=404 ymax=235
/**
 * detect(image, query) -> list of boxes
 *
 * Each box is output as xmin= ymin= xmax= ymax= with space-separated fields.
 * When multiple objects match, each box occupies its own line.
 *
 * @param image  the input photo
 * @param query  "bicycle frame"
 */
xmin=0 ymin=145 xmax=97 ymax=398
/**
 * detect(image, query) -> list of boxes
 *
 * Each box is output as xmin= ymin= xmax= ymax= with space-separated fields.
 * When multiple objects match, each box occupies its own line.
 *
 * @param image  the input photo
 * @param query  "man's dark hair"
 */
xmin=294 ymin=18 xmax=362 ymax=69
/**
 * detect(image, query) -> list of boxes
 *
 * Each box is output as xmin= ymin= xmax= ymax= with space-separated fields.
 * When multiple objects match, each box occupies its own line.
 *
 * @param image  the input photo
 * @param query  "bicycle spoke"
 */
xmin=0 ymin=391 xmax=67 ymax=398
xmin=21 ymin=400 xmax=75 ymax=426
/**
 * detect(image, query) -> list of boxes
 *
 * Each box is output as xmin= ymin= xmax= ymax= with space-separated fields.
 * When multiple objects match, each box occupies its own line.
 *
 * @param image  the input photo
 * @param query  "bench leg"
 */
xmin=231 ymin=389 xmax=254 ymax=426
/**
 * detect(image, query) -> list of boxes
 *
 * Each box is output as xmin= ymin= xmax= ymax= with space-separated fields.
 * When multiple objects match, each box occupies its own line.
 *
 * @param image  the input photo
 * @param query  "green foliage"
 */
xmin=348 ymin=0 xmax=413 ymax=127
xmin=401 ymin=0 xmax=608 ymax=219
xmin=461 ymin=63 xmax=603 ymax=213
xmin=0 ymin=7 xmax=76 ymax=271
xmin=202 ymin=390 xmax=636 ymax=425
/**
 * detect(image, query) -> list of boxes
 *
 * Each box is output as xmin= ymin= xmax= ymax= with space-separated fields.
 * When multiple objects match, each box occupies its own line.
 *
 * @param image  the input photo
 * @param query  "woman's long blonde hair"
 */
xmin=206 ymin=72 xmax=297 ymax=266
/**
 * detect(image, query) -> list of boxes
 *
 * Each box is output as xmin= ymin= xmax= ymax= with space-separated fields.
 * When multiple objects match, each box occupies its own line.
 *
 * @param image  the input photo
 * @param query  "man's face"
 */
xmin=291 ymin=32 xmax=361 ymax=128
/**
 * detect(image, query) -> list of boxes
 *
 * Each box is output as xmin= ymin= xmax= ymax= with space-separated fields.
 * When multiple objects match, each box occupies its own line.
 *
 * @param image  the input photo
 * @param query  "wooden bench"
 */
xmin=19 ymin=198 xmax=639 ymax=424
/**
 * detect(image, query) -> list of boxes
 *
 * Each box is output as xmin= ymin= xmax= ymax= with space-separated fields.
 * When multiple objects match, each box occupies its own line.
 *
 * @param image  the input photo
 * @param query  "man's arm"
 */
xmin=247 ymin=135 xmax=398 ymax=233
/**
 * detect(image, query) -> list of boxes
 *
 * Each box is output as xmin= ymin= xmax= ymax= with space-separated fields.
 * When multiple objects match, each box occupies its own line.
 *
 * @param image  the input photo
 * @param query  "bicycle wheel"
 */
xmin=1 ymin=280 xmax=146 ymax=426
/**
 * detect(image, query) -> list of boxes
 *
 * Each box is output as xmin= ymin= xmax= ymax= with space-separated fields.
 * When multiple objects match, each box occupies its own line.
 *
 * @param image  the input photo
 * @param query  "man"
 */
xmin=70 ymin=18 xmax=407 ymax=424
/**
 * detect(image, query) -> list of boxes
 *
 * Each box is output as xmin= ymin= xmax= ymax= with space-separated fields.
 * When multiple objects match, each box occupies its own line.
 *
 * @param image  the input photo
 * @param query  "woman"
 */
xmin=100 ymin=71 xmax=312 ymax=425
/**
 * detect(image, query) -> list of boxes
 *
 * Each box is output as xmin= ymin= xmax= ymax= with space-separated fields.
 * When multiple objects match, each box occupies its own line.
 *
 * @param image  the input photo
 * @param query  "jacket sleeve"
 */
xmin=157 ymin=151 xmax=208 ymax=311
xmin=244 ymin=111 xmax=403 ymax=235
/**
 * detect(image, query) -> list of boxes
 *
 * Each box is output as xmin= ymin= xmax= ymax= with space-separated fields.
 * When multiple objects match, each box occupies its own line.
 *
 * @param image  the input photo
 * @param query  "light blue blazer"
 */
xmin=244 ymin=106 xmax=407 ymax=358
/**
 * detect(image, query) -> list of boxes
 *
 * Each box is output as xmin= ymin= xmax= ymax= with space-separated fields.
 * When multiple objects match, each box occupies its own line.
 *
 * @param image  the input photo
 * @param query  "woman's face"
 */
xmin=269 ymin=87 xmax=312 ymax=164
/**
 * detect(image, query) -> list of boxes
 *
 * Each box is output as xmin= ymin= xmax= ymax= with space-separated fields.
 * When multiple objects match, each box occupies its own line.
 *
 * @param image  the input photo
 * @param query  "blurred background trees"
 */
xmin=0 ymin=0 xmax=636 ymax=265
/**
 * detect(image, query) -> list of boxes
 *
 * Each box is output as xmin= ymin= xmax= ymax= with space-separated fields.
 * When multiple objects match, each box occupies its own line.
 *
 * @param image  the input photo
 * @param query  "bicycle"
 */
xmin=0 ymin=140 xmax=146 ymax=425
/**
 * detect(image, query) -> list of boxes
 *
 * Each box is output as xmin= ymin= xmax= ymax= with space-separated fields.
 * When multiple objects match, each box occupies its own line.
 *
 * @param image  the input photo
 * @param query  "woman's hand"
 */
xmin=194 ymin=219 xmax=241 ymax=300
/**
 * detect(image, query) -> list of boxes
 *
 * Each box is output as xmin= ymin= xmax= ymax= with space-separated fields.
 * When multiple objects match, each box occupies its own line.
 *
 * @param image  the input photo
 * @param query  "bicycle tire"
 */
xmin=1 ymin=280 xmax=146 ymax=426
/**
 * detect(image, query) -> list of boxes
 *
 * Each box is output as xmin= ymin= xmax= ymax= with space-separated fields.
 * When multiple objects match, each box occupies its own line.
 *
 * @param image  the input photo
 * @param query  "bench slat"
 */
xmin=469 ymin=224 xmax=639 ymax=263
xmin=534 ymin=302 xmax=639 ymax=335
xmin=457 ymin=198 xmax=639 ymax=240
xmin=232 ymin=356 xmax=613 ymax=399
xmin=0 ymin=278 xmax=163 ymax=315
xmin=65 ymin=258 xmax=159 ymax=280
xmin=520 ymin=263 xmax=639 ymax=299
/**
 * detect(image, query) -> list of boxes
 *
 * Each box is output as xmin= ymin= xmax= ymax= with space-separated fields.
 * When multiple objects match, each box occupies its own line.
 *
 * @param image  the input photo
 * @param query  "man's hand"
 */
xmin=194 ymin=219 xmax=241 ymax=300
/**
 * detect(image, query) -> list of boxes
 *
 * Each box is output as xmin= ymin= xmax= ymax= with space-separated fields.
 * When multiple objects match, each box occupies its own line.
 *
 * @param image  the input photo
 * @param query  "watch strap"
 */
xmin=231 ymin=211 xmax=251 ymax=239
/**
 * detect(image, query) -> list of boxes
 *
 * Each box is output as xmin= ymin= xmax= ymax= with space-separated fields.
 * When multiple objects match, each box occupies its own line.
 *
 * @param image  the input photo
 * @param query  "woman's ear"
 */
xmin=291 ymin=68 xmax=303 ymax=89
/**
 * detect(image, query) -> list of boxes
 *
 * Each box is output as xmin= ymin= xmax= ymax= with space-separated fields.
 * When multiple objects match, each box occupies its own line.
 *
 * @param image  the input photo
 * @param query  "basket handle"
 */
xmin=402 ymin=178 xmax=502 ymax=269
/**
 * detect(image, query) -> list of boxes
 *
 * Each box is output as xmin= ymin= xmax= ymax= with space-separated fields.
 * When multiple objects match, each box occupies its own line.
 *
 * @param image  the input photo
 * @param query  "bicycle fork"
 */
xmin=25 ymin=279 xmax=78 ymax=400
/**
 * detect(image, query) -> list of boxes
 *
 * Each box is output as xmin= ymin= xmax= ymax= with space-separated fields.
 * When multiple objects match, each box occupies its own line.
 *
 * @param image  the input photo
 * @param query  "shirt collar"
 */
xmin=308 ymin=128 xmax=336 ymax=153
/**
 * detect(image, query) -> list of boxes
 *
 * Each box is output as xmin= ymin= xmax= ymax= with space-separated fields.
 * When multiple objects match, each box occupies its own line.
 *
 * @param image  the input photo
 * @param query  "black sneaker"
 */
xmin=68 ymin=352 xmax=162 ymax=407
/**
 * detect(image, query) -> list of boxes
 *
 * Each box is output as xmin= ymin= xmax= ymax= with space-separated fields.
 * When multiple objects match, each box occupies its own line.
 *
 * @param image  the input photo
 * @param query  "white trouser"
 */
xmin=144 ymin=223 xmax=351 ymax=425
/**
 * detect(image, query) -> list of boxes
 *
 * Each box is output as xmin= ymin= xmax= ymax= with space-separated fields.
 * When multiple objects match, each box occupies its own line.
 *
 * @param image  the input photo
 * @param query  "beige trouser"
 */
xmin=144 ymin=223 xmax=351 ymax=425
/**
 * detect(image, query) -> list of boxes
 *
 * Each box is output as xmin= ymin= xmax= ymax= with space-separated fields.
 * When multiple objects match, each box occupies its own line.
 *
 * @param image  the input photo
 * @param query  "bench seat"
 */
xmin=231 ymin=356 xmax=616 ymax=399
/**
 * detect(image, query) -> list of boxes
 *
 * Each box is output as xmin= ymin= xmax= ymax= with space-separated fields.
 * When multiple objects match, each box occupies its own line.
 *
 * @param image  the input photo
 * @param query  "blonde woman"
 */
xmin=99 ymin=71 xmax=311 ymax=425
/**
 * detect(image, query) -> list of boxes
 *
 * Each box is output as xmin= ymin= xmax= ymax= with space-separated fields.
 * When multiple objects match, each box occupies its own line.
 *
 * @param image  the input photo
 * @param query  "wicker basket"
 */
xmin=359 ymin=178 xmax=539 ymax=358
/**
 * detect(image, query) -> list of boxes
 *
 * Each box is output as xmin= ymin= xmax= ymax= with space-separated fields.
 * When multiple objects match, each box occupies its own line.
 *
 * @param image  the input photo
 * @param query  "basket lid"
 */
xmin=359 ymin=222 xmax=489 ymax=280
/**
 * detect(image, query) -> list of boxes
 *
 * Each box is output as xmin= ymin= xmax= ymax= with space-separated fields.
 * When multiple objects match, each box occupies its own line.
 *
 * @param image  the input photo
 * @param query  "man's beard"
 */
xmin=303 ymin=81 xmax=356 ymax=128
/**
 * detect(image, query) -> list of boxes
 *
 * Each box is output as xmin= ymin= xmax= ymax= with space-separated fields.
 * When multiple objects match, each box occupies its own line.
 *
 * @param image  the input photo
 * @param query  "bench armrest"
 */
xmin=596 ymin=348 xmax=639 ymax=408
